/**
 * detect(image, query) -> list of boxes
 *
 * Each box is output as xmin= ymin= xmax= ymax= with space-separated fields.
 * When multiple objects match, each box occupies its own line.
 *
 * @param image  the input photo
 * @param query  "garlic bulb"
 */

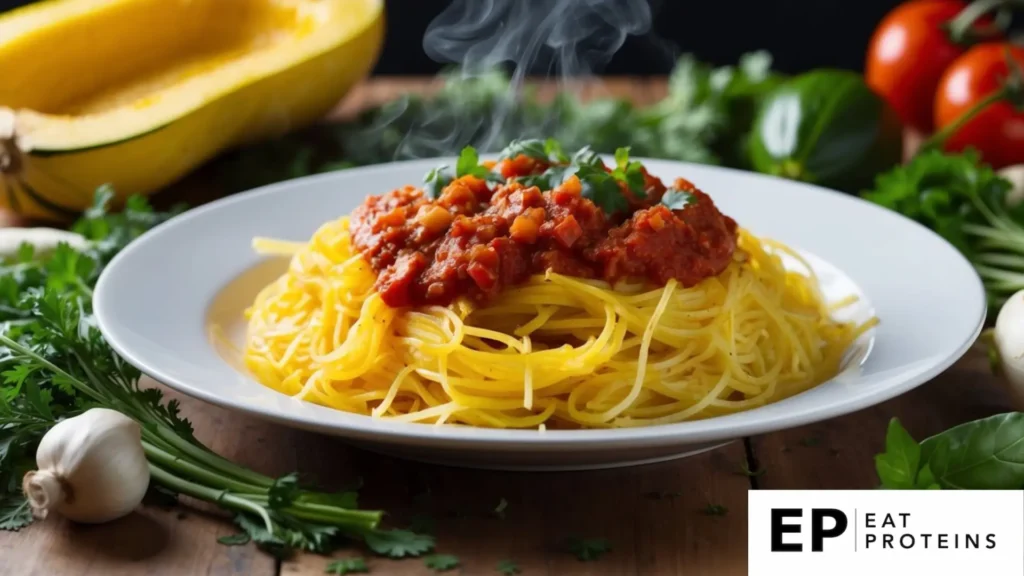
xmin=993 ymin=289 xmax=1024 ymax=409
xmin=22 ymin=408 xmax=150 ymax=524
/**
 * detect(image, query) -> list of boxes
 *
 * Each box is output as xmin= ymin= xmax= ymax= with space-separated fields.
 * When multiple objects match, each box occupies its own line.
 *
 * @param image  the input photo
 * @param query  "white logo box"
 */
xmin=749 ymin=490 xmax=1024 ymax=575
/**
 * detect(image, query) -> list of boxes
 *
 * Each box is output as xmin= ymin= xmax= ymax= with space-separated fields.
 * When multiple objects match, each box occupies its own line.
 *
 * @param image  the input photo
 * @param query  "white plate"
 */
xmin=94 ymin=158 xmax=986 ymax=470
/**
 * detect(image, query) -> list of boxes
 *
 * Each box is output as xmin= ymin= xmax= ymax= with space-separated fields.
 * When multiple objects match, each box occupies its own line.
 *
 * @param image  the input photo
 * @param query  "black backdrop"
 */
xmin=1 ymin=0 xmax=902 ymax=75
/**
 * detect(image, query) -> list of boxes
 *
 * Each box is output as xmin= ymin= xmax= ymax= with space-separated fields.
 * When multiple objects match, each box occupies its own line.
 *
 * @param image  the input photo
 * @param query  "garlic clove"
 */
xmin=23 ymin=408 xmax=150 ymax=524
xmin=993 ymin=289 xmax=1024 ymax=410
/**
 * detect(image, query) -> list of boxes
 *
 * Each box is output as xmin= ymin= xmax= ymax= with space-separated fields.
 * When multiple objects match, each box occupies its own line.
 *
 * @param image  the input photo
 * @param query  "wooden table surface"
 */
xmin=0 ymin=78 xmax=1014 ymax=576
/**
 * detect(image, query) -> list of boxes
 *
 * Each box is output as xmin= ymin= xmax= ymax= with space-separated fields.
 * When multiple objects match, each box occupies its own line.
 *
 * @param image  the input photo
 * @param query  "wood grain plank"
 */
xmin=0 ymin=379 xmax=279 ymax=576
xmin=281 ymin=439 xmax=751 ymax=576
xmin=751 ymin=349 xmax=1014 ymax=490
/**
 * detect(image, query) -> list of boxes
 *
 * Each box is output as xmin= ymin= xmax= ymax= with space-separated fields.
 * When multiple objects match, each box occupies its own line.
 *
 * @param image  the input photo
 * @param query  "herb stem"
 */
xmin=147 ymin=463 xmax=275 ymax=534
xmin=152 ymin=425 xmax=273 ymax=489
xmin=142 ymin=441 xmax=266 ymax=494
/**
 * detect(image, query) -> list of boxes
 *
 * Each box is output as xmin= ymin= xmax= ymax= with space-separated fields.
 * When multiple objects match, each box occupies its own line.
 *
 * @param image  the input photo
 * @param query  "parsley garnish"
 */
xmin=611 ymin=147 xmax=647 ymax=197
xmin=660 ymin=188 xmax=695 ymax=210
xmin=566 ymin=536 xmax=611 ymax=561
xmin=0 ymin=189 xmax=419 ymax=559
xmin=423 ymin=165 xmax=454 ymax=199
xmin=364 ymin=529 xmax=435 ymax=558
xmin=496 ymin=559 xmax=521 ymax=574
xmin=424 ymin=554 xmax=461 ymax=572
xmin=325 ymin=557 xmax=369 ymax=575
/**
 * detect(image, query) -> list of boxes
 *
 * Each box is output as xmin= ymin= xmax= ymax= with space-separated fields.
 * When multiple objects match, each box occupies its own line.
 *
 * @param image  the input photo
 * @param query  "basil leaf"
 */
xmin=874 ymin=418 xmax=920 ymax=489
xmin=919 ymin=412 xmax=1024 ymax=489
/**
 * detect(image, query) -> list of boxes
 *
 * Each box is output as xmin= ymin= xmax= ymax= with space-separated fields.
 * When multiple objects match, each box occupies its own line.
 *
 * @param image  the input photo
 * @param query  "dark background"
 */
xmin=1 ymin=0 xmax=901 ymax=75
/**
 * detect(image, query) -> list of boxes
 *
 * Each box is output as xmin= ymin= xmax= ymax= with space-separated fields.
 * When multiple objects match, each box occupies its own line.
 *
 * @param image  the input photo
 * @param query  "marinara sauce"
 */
xmin=349 ymin=156 xmax=738 ymax=308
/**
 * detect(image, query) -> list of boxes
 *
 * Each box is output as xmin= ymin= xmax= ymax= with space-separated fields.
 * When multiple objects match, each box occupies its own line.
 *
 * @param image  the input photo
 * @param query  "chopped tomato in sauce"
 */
xmin=349 ymin=157 xmax=738 ymax=308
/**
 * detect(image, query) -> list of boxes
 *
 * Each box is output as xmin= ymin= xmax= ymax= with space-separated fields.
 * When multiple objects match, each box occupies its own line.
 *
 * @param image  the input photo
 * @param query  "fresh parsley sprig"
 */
xmin=0 ymin=190 xmax=431 ymax=560
xmin=862 ymin=149 xmax=1024 ymax=311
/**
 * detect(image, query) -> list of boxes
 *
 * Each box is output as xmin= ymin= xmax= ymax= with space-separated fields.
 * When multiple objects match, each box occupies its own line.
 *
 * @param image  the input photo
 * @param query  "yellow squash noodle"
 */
xmin=243 ymin=216 xmax=876 ymax=429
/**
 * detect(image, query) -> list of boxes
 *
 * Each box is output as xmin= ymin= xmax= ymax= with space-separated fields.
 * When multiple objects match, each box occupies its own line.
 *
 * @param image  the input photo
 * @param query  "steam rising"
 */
xmin=424 ymin=0 xmax=652 ymax=82
xmin=367 ymin=0 xmax=654 ymax=160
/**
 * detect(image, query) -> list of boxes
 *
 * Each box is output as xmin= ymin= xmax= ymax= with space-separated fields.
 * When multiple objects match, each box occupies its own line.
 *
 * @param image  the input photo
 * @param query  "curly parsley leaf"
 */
xmin=566 ymin=536 xmax=611 ymax=561
xmin=364 ymin=529 xmax=435 ymax=558
xmin=660 ymin=188 xmax=695 ymax=210
xmin=424 ymin=554 xmax=460 ymax=572
xmin=544 ymin=138 xmax=569 ymax=163
xmin=862 ymin=149 xmax=1024 ymax=310
xmin=423 ymin=165 xmax=455 ymax=200
xmin=325 ymin=558 xmax=369 ymax=575
xmin=497 ymin=559 xmax=521 ymax=575
xmin=0 ymin=495 xmax=32 ymax=531
xmin=576 ymin=163 xmax=629 ymax=214
xmin=499 ymin=139 xmax=548 ymax=161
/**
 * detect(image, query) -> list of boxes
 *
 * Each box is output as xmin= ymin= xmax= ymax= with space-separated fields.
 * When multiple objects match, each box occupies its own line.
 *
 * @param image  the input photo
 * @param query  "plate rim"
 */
xmin=94 ymin=157 xmax=988 ymax=449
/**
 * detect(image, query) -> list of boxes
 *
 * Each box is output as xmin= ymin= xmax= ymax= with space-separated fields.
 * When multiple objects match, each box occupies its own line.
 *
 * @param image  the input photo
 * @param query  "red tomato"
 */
xmin=934 ymin=43 xmax=1024 ymax=169
xmin=866 ymin=0 xmax=981 ymax=133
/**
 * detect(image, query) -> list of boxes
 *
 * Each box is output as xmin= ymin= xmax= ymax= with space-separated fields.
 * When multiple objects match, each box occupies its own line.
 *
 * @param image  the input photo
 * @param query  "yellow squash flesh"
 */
xmin=0 ymin=0 xmax=384 ymax=220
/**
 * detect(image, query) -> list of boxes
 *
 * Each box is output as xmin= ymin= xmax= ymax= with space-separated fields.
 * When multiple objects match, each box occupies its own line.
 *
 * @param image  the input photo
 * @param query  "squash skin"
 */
xmin=0 ymin=0 xmax=384 ymax=220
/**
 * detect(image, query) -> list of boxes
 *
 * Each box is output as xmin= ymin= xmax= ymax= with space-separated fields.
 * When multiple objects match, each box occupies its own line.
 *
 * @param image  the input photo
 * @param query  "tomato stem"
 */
xmin=919 ymin=88 xmax=1007 ymax=152
xmin=947 ymin=0 xmax=1015 ymax=44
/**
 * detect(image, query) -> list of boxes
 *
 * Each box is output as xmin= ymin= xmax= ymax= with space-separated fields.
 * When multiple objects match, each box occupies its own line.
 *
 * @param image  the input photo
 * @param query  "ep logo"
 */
xmin=771 ymin=508 xmax=848 ymax=552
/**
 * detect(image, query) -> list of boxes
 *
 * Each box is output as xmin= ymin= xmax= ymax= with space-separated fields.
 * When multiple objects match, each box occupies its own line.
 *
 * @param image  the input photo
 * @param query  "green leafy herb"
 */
xmin=218 ymin=533 xmax=252 ymax=546
xmin=0 ymin=190 xmax=427 ymax=560
xmin=325 ymin=557 xmax=369 ymax=575
xmin=424 ymin=554 xmax=460 ymax=572
xmin=920 ymin=413 xmax=1024 ymax=489
xmin=875 ymin=418 xmax=921 ymax=489
xmin=455 ymin=146 xmax=502 ymax=183
xmin=701 ymin=504 xmax=728 ymax=516
xmin=423 ymin=165 xmax=455 ymax=200
xmin=0 ymin=496 xmax=32 ymax=531
xmin=873 ymin=414 xmax=1024 ymax=490
xmin=364 ymin=529 xmax=435 ymax=558
xmin=499 ymin=139 xmax=549 ymax=162
xmin=566 ymin=536 xmax=611 ymax=561
xmin=496 ymin=559 xmax=521 ymax=575
xmin=544 ymin=138 xmax=568 ymax=163
xmin=610 ymin=147 xmax=646 ymax=197
xmin=660 ymin=188 xmax=695 ymax=210
xmin=862 ymin=149 xmax=1024 ymax=311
